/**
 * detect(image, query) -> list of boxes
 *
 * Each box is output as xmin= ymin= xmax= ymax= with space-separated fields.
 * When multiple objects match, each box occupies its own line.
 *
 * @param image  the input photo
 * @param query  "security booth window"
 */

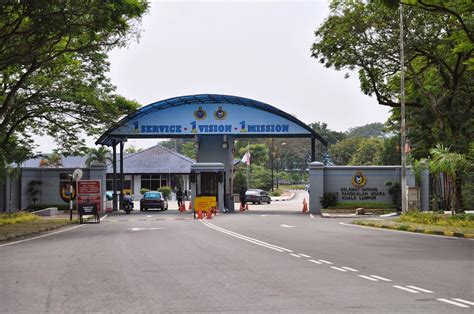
xmin=199 ymin=172 xmax=218 ymax=197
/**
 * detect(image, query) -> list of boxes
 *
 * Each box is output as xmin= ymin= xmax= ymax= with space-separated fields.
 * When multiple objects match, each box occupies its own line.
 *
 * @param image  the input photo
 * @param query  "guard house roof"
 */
xmin=107 ymin=144 xmax=194 ymax=174
xmin=96 ymin=94 xmax=327 ymax=146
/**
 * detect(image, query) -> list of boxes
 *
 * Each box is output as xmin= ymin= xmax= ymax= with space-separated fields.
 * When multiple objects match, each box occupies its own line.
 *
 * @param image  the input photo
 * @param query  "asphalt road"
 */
xmin=1 ymin=191 xmax=473 ymax=313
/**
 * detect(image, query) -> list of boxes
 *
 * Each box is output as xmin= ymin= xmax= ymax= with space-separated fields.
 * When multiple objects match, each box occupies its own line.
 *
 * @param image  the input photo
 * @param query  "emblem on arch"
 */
xmin=214 ymin=106 xmax=227 ymax=120
xmin=352 ymin=171 xmax=367 ymax=188
xmin=194 ymin=107 xmax=207 ymax=120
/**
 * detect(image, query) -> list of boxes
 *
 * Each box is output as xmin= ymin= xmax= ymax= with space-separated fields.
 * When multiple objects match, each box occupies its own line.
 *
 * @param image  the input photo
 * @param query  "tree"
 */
xmin=347 ymin=123 xmax=386 ymax=138
xmin=312 ymin=1 xmax=473 ymax=160
xmin=39 ymin=150 xmax=63 ymax=168
xmin=86 ymin=147 xmax=112 ymax=166
xmin=180 ymin=142 xmax=197 ymax=160
xmin=0 ymin=1 xmax=149 ymax=168
xmin=429 ymin=144 xmax=468 ymax=213
xmin=125 ymin=145 xmax=143 ymax=154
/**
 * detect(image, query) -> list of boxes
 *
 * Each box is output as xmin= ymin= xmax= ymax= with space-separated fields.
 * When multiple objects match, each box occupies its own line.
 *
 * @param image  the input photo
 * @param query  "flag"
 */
xmin=241 ymin=151 xmax=251 ymax=165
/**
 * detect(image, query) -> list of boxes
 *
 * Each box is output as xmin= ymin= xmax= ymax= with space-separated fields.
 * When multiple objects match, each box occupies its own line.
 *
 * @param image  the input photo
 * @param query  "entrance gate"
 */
xmin=96 ymin=94 xmax=327 ymax=212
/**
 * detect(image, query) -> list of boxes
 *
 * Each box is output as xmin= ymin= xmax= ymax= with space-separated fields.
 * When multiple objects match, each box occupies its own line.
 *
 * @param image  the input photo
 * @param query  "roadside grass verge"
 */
xmin=353 ymin=212 xmax=474 ymax=238
xmin=0 ymin=212 xmax=77 ymax=241
xmin=329 ymin=202 xmax=397 ymax=209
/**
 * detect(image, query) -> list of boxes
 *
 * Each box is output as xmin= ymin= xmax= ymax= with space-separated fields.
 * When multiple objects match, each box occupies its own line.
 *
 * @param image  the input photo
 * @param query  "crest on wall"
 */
xmin=214 ymin=106 xmax=227 ymax=120
xmin=352 ymin=171 xmax=367 ymax=188
xmin=194 ymin=107 xmax=207 ymax=120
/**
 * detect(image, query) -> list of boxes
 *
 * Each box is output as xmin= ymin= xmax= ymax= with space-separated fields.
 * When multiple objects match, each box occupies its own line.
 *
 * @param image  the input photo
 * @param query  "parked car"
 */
xmin=245 ymin=189 xmax=271 ymax=204
xmin=140 ymin=191 xmax=168 ymax=211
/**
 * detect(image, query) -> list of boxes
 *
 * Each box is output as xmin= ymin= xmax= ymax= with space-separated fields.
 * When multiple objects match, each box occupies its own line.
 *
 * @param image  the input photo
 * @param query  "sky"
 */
xmin=36 ymin=0 xmax=390 ymax=152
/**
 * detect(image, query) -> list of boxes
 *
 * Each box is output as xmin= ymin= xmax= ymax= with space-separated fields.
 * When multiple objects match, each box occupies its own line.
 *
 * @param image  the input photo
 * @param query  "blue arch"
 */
xmin=96 ymin=94 xmax=327 ymax=146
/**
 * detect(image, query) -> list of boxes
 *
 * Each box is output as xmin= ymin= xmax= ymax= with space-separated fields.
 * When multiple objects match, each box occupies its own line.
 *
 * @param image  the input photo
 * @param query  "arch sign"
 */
xmin=97 ymin=94 xmax=326 ymax=145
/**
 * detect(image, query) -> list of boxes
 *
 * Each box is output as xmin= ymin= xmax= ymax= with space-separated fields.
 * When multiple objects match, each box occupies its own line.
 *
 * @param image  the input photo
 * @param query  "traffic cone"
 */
xmin=179 ymin=204 xmax=185 ymax=212
xmin=206 ymin=210 xmax=213 ymax=219
xmin=188 ymin=200 xmax=193 ymax=210
xmin=197 ymin=210 xmax=203 ymax=219
xmin=239 ymin=203 xmax=244 ymax=211
xmin=302 ymin=198 xmax=308 ymax=213
xmin=245 ymin=203 xmax=249 ymax=211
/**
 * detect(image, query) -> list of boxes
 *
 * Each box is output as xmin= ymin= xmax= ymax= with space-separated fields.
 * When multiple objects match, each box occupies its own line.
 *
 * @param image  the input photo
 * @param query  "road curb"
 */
xmin=352 ymin=221 xmax=474 ymax=238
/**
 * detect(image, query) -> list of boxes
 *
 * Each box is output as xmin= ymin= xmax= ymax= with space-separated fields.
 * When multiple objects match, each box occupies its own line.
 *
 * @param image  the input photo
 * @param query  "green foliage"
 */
xmin=0 ymin=212 xmax=40 ymax=225
xmin=320 ymin=192 xmax=338 ymax=208
xmin=233 ymin=170 xmax=247 ymax=194
xmin=180 ymin=141 xmax=197 ymax=160
xmin=385 ymin=180 xmax=401 ymax=208
xmin=312 ymin=1 xmax=473 ymax=161
xmin=158 ymin=186 xmax=172 ymax=199
xmin=347 ymin=123 xmax=385 ymax=138
xmin=86 ymin=147 xmax=112 ymax=166
xmin=0 ymin=1 xmax=149 ymax=163
xmin=249 ymin=165 xmax=272 ymax=191
xmin=330 ymin=202 xmax=396 ymax=209
xmin=269 ymin=189 xmax=283 ymax=197
xmin=140 ymin=188 xmax=150 ymax=195
xmin=398 ymin=211 xmax=474 ymax=229
xmin=124 ymin=146 xmax=143 ymax=154
xmin=27 ymin=180 xmax=42 ymax=205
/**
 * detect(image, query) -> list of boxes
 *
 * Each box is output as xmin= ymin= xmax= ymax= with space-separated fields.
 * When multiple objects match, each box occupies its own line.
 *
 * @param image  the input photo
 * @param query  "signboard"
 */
xmin=111 ymin=103 xmax=310 ymax=137
xmin=194 ymin=196 xmax=217 ymax=212
xmin=77 ymin=180 xmax=101 ymax=221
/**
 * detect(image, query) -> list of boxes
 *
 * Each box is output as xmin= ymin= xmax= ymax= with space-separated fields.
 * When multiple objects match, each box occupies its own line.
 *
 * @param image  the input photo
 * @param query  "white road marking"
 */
xmin=201 ymin=221 xmax=293 ymax=253
xmin=290 ymin=253 xmax=302 ymax=258
xmin=369 ymin=275 xmax=392 ymax=282
xmin=358 ymin=275 xmax=379 ymax=282
xmin=280 ymin=224 xmax=295 ymax=228
xmin=308 ymin=260 xmax=322 ymax=264
xmin=331 ymin=266 xmax=348 ymax=272
xmin=130 ymin=227 xmax=164 ymax=231
xmin=0 ymin=224 xmax=84 ymax=247
xmin=147 ymin=215 xmax=152 ymax=218
xmin=318 ymin=260 xmax=333 ymax=264
xmin=100 ymin=214 xmax=108 ymax=221
xmin=437 ymin=298 xmax=470 ymax=308
xmin=299 ymin=254 xmax=311 ymax=258
xmin=260 ymin=215 xmax=268 ymax=217
xmin=393 ymin=285 xmax=420 ymax=293
xmin=406 ymin=285 xmax=433 ymax=293
xmin=452 ymin=298 xmax=474 ymax=306
xmin=341 ymin=267 xmax=359 ymax=272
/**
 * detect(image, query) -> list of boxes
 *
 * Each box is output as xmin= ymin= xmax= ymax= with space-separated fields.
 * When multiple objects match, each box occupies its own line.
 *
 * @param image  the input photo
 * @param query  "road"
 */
xmin=1 ymin=191 xmax=473 ymax=313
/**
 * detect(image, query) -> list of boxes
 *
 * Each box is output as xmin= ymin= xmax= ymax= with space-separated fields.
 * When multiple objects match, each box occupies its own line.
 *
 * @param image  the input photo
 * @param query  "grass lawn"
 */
xmin=0 ymin=212 xmax=77 ymax=241
xmin=353 ymin=212 xmax=474 ymax=238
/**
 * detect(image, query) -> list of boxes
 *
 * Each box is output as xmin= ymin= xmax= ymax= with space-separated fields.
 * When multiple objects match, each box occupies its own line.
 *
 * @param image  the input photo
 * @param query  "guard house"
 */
xmin=96 ymin=94 xmax=327 ymax=211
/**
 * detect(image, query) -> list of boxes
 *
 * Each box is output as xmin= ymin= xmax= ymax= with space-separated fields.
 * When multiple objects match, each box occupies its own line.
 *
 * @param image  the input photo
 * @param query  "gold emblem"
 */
xmin=214 ymin=106 xmax=227 ymax=120
xmin=194 ymin=107 xmax=207 ymax=120
xmin=352 ymin=171 xmax=367 ymax=188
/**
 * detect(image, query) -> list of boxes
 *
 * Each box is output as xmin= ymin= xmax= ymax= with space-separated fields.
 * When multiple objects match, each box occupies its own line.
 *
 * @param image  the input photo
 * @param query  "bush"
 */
xmin=269 ymin=189 xmax=283 ymax=197
xmin=385 ymin=180 xmax=401 ymax=209
xmin=158 ymin=186 xmax=172 ymax=199
xmin=0 ymin=212 xmax=40 ymax=225
xmin=320 ymin=192 xmax=338 ymax=208
xmin=140 ymin=188 xmax=150 ymax=195
xmin=398 ymin=211 xmax=474 ymax=228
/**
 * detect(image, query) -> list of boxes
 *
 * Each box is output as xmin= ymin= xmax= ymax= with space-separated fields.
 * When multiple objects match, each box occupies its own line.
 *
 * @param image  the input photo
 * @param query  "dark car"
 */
xmin=245 ymin=189 xmax=271 ymax=204
xmin=140 ymin=191 xmax=168 ymax=211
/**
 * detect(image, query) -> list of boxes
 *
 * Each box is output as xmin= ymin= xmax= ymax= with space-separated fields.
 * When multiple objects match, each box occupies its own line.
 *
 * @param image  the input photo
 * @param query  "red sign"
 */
xmin=77 ymin=180 xmax=100 ymax=195
xmin=77 ymin=180 xmax=102 ymax=214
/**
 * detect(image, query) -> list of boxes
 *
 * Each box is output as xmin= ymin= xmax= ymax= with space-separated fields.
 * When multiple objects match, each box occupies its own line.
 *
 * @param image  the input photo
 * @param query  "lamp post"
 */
xmin=67 ymin=174 xmax=73 ymax=220
xmin=399 ymin=3 xmax=408 ymax=212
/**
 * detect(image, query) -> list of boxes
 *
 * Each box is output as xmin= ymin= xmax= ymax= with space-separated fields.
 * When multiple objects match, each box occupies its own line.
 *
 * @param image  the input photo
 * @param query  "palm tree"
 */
xmin=124 ymin=145 xmax=143 ymax=154
xmin=39 ymin=150 xmax=63 ymax=168
xmin=86 ymin=147 xmax=112 ymax=166
xmin=429 ymin=144 xmax=468 ymax=214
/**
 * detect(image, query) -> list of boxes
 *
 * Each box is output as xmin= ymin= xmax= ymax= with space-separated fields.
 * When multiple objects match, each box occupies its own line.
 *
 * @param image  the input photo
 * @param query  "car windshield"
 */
xmin=246 ymin=190 xmax=260 ymax=196
xmin=144 ymin=192 xmax=162 ymax=199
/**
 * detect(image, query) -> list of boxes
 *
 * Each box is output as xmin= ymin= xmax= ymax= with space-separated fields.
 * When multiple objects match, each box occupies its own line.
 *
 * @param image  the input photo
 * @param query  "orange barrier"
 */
xmin=188 ymin=200 xmax=193 ymax=210
xmin=302 ymin=198 xmax=308 ymax=213
xmin=179 ymin=203 xmax=186 ymax=212
xmin=206 ymin=210 xmax=213 ymax=219
xmin=197 ymin=210 xmax=203 ymax=219
xmin=239 ymin=203 xmax=244 ymax=211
